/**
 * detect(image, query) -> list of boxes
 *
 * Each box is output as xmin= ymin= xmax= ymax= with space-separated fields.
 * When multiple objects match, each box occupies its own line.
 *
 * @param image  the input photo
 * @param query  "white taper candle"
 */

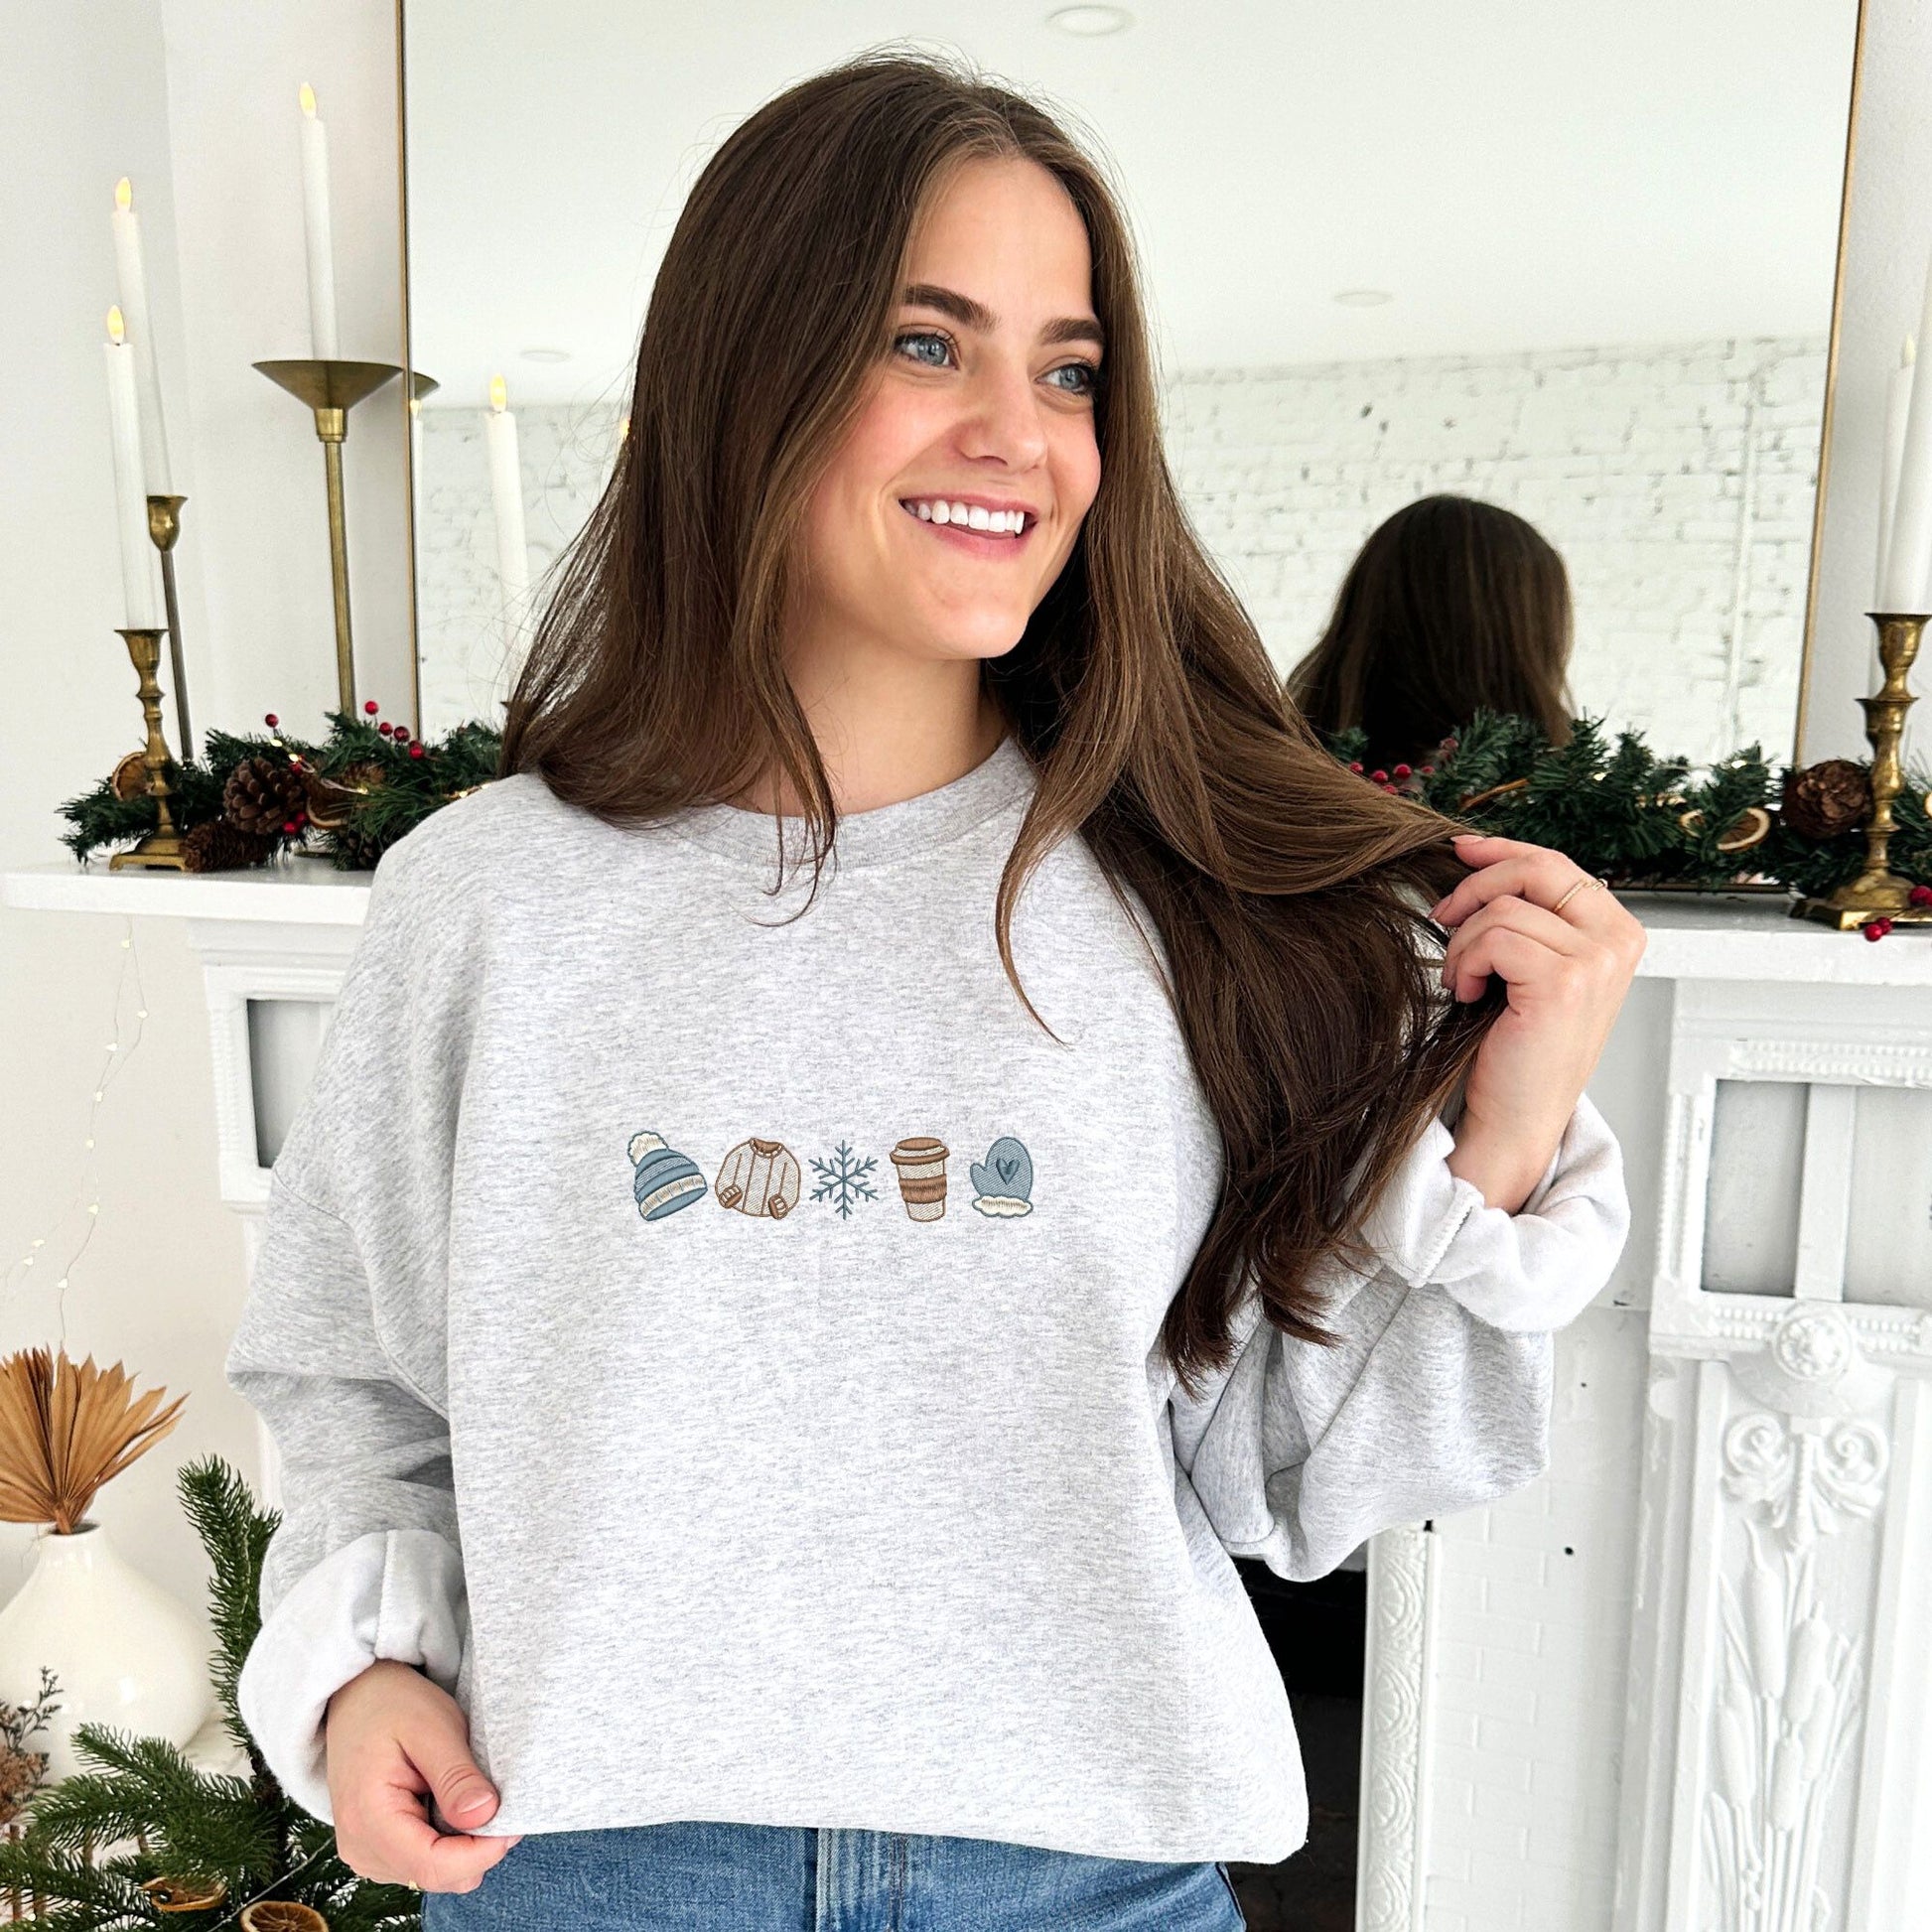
xmin=109 ymin=177 xmax=173 ymax=492
xmin=484 ymin=374 xmax=532 ymax=639
xmin=298 ymin=82 xmax=341 ymax=359
xmin=1880 ymin=250 xmax=1932 ymax=613
xmin=1877 ymin=336 xmax=1915 ymax=607
xmin=102 ymin=308 xmax=160 ymax=627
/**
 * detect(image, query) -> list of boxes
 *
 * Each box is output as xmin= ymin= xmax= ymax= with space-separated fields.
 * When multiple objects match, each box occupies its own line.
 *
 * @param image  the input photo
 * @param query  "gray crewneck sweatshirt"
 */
xmin=225 ymin=732 xmax=1630 ymax=1864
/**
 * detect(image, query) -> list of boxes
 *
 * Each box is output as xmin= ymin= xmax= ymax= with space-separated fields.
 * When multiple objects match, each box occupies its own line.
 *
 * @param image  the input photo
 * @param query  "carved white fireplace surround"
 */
xmin=5 ymin=860 xmax=1928 ymax=1930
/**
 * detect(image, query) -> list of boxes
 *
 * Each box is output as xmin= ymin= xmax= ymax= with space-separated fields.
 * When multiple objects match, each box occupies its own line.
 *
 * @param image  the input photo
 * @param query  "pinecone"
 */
xmin=328 ymin=816 xmax=389 ymax=872
xmin=222 ymin=755 xmax=308 ymax=836
xmin=1779 ymin=759 xmax=1869 ymax=841
xmin=182 ymin=818 xmax=276 ymax=873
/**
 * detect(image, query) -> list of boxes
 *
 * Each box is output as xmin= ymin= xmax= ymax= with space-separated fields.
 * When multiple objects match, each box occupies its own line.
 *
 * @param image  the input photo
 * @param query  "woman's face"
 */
xmin=792 ymin=155 xmax=1105 ymax=673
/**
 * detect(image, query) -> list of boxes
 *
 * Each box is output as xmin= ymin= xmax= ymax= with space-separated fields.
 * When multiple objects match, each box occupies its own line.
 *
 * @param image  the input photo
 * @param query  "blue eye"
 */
xmin=895 ymin=329 xmax=952 ymax=368
xmin=893 ymin=329 xmax=1103 ymax=398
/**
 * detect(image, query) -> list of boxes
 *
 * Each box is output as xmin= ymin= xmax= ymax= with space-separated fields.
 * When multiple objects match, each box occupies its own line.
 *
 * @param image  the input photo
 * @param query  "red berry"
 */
xmin=1348 ymin=760 xmax=1364 ymax=773
xmin=282 ymin=820 xmax=297 ymax=834
xmin=1393 ymin=763 xmax=1412 ymax=779
xmin=409 ymin=742 xmax=425 ymax=759
xmin=1910 ymin=884 xmax=1932 ymax=907
xmin=1421 ymin=763 xmax=1435 ymax=774
xmin=378 ymin=721 xmax=392 ymax=735
xmin=264 ymin=712 xmax=279 ymax=728
xmin=394 ymin=726 xmax=411 ymax=744
xmin=1863 ymin=917 xmax=1892 ymax=941
xmin=363 ymin=699 xmax=379 ymax=715
xmin=1370 ymin=768 xmax=1388 ymax=783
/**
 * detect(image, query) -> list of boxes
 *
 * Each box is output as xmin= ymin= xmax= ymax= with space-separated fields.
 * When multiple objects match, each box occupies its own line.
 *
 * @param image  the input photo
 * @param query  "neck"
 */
xmin=728 ymin=627 xmax=1009 ymax=817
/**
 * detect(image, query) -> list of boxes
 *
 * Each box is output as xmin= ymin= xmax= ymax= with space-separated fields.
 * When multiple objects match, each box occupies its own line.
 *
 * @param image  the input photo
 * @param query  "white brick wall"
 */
xmin=1163 ymin=338 xmax=1825 ymax=769
xmin=417 ymin=334 xmax=1825 ymax=768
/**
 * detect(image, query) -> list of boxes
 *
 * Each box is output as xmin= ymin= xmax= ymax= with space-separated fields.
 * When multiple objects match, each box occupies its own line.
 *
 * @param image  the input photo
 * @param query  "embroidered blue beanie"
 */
xmin=627 ymin=1129 xmax=707 ymax=1220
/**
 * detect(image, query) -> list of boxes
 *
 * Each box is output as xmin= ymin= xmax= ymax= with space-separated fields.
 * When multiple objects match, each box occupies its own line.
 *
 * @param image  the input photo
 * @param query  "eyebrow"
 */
xmin=900 ymin=281 xmax=1105 ymax=353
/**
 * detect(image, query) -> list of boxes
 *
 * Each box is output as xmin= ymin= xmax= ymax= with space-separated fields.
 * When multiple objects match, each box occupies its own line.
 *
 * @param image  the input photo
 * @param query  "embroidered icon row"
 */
xmin=626 ymin=1131 xmax=1034 ymax=1223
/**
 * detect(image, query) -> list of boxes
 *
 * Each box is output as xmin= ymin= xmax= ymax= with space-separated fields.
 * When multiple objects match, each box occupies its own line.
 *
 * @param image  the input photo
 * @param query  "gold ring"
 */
xmin=1551 ymin=874 xmax=1607 ymax=915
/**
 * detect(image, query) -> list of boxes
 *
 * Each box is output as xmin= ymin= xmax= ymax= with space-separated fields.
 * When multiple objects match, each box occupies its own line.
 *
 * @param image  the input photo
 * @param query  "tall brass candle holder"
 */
xmin=107 ymin=627 xmax=188 ymax=872
xmin=254 ymin=357 xmax=402 ymax=716
xmin=1793 ymin=611 xmax=1932 ymax=928
xmin=145 ymin=492 xmax=193 ymax=760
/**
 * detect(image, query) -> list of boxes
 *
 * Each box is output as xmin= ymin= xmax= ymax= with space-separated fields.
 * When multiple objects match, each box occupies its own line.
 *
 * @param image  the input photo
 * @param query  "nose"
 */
xmin=954 ymin=351 xmax=1049 ymax=472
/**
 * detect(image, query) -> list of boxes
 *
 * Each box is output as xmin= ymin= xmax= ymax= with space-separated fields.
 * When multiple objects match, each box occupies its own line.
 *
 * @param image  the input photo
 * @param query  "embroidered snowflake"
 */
xmin=810 ymin=1140 xmax=880 ymax=1216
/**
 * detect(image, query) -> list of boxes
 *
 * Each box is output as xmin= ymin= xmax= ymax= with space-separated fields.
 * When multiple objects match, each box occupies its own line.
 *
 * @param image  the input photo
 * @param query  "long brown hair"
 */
xmin=497 ymin=48 xmax=1508 ymax=1399
xmin=1288 ymin=492 xmax=1576 ymax=776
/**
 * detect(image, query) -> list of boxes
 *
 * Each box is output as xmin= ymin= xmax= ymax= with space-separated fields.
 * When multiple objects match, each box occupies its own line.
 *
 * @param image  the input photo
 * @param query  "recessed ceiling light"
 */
xmin=1333 ymin=290 xmax=1395 ymax=308
xmin=519 ymin=346 xmax=573 ymax=363
xmin=1047 ymin=5 xmax=1134 ymax=35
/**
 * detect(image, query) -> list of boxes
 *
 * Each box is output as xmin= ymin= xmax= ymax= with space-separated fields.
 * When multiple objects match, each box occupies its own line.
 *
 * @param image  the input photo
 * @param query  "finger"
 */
xmin=1441 ymin=897 xmax=1585 ymax=998
xmin=1441 ymin=896 xmax=1589 ymax=982
xmin=1431 ymin=850 xmax=1582 ymax=926
xmin=355 ymin=1781 xmax=520 ymax=1892
xmin=1447 ymin=831 xmax=1555 ymax=865
xmin=1444 ymin=917 xmax=1578 ymax=1002
xmin=416 ymin=1822 xmax=522 ymax=1891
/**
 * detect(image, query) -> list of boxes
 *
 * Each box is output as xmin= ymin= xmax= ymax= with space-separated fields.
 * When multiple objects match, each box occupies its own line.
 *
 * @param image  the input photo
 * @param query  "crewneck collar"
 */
xmin=667 ymin=731 xmax=1036 ymax=870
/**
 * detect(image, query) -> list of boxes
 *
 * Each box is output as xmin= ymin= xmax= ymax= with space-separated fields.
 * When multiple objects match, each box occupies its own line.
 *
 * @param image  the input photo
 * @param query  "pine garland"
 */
xmin=1323 ymin=706 xmax=1928 ymax=896
xmin=58 ymin=701 xmax=503 ymax=876
xmin=58 ymin=697 xmax=1932 ymax=898
xmin=0 ymin=1458 xmax=423 ymax=1928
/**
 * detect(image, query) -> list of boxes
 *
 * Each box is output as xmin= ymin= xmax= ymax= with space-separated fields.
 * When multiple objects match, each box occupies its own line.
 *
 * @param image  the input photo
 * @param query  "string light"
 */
xmin=7 ymin=914 xmax=149 ymax=1333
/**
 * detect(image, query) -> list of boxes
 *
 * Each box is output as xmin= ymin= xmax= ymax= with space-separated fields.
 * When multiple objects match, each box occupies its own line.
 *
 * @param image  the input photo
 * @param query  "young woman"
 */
xmin=1288 ymin=492 xmax=1579 ymax=777
xmin=227 ymin=50 xmax=1641 ymax=1932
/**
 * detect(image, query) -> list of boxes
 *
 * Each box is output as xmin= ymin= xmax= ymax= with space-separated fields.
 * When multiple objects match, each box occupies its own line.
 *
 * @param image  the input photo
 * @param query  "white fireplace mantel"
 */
xmin=6 ymin=857 xmax=1930 ymax=1928
xmin=17 ymin=857 xmax=1932 ymax=980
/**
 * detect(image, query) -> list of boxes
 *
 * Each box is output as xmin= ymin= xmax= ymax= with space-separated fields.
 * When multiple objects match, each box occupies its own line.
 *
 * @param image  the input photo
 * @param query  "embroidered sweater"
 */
xmin=224 ymin=731 xmax=1631 ymax=1865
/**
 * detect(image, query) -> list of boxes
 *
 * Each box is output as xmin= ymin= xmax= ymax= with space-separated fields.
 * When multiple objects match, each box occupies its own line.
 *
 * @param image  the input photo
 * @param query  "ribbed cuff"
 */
xmin=236 ymin=1526 xmax=467 ymax=1824
xmin=1353 ymin=1090 xmax=1629 ymax=1333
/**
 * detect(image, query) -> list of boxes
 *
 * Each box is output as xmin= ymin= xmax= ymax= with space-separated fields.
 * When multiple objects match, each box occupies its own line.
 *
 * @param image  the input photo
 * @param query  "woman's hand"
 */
xmin=1428 ymin=832 xmax=1646 ymax=1213
xmin=325 ymin=1659 xmax=522 ymax=1893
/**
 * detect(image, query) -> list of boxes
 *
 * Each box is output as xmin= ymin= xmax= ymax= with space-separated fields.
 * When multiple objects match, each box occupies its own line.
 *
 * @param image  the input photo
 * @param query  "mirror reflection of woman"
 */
xmin=226 ymin=49 xmax=1643 ymax=1932
xmin=1289 ymin=492 xmax=1580 ymax=781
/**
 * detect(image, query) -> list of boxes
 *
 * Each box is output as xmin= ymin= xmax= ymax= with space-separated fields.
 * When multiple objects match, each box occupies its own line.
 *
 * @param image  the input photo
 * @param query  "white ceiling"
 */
xmin=402 ymin=0 xmax=1861 ymax=409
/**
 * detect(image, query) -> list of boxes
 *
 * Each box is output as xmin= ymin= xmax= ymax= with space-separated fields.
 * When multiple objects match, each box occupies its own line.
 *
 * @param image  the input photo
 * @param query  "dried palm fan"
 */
xmin=0 ymin=1348 xmax=186 ymax=1533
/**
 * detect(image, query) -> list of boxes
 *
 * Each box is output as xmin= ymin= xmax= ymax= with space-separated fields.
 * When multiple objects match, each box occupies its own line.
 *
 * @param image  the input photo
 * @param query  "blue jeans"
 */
xmin=421 ymin=1820 xmax=1249 ymax=1929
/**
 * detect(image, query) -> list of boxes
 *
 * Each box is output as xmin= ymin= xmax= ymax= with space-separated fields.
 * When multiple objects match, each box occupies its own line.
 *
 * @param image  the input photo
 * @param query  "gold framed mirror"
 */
xmin=393 ymin=0 xmax=1866 ymax=776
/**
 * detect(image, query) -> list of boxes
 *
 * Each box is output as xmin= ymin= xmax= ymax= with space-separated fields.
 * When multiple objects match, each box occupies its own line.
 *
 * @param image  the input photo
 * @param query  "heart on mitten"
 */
xmin=969 ymin=1135 xmax=1034 ymax=1204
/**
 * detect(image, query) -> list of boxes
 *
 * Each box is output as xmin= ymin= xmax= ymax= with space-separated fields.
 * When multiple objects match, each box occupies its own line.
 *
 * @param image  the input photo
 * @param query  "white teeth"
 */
xmin=902 ymin=498 xmax=1028 ymax=535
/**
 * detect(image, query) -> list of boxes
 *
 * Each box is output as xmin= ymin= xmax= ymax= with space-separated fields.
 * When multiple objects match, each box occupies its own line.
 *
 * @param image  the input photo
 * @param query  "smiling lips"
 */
xmin=898 ymin=496 xmax=1035 ymax=544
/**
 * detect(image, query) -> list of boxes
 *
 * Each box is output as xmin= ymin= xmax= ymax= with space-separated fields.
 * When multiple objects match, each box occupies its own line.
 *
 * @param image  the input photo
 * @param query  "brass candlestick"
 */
xmin=1794 ymin=611 xmax=1932 ymax=927
xmin=145 ymin=492 xmax=193 ymax=760
xmin=108 ymin=627 xmax=188 ymax=872
xmin=254 ymin=357 xmax=402 ymax=717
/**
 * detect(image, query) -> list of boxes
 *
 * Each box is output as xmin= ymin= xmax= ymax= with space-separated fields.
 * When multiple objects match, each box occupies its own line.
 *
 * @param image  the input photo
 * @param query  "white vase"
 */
xmin=0 ymin=1517 xmax=212 ymax=1785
